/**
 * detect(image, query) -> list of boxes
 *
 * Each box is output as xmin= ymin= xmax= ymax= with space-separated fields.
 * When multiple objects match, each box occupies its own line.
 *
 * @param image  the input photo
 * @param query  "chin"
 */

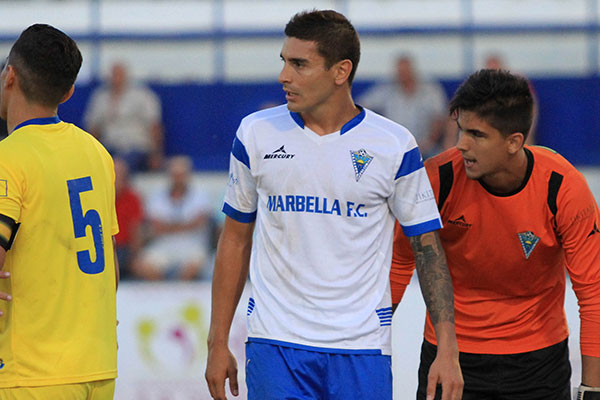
xmin=285 ymin=102 xmax=301 ymax=113
xmin=464 ymin=169 xmax=480 ymax=180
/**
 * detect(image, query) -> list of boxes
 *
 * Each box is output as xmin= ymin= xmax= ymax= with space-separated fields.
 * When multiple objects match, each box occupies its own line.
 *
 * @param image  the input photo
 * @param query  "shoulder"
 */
xmin=0 ymin=134 xmax=24 ymax=164
xmin=237 ymin=104 xmax=292 ymax=139
xmin=361 ymin=108 xmax=416 ymax=147
xmin=241 ymin=104 xmax=290 ymax=126
xmin=529 ymin=145 xmax=582 ymax=178
xmin=424 ymin=148 xmax=462 ymax=170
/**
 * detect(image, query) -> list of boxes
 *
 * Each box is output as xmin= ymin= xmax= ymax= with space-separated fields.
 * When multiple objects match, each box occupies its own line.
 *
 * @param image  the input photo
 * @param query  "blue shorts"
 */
xmin=245 ymin=340 xmax=392 ymax=400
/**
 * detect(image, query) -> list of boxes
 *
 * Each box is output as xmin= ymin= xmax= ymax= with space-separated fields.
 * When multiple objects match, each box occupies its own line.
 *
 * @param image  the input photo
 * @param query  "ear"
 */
xmin=506 ymin=132 xmax=525 ymax=154
xmin=2 ymin=65 xmax=17 ymax=90
xmin=333 ymin=59 xmax=353 ymax=86
xmin=59 ymin=85 xmax=75 ymax=104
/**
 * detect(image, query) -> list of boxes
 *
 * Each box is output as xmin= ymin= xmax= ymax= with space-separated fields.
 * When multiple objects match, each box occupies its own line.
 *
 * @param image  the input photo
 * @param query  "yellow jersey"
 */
xmin=0 ymin=117 xmax=118 ymax=387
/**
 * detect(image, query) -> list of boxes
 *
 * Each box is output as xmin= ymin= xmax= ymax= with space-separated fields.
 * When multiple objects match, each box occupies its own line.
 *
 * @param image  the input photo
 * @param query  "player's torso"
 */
xmin=0 ymin=122 xmax=117 ymax=386
xmin=248 ymin=117 xmax=400 ymax=224
xmin=439 ymin=154 xmax=564 ymax=298
xmin=239 ymin=108 xmax=407 ymax=352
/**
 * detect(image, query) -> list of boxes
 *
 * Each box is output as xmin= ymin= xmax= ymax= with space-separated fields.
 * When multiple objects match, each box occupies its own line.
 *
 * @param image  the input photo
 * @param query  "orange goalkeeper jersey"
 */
xmin=391 ymin=146 xmax=600 ymax=356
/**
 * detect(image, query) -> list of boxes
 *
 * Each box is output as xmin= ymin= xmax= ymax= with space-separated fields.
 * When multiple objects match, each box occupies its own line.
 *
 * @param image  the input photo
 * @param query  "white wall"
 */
xmin=1 ymin=0 xmax=599 ymax=82
xmin=114 ymin=276 xmax=583 ymax=400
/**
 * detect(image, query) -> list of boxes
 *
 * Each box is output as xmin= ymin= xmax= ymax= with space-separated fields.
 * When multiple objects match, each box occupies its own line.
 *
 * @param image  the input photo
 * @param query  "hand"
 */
xmin=427 ymin=350 xmax=463 ymax=400
xmin=0 ymin=270 xmax=11 ymax=316
xmin=205 ymin=344 xmax=239 ymax=400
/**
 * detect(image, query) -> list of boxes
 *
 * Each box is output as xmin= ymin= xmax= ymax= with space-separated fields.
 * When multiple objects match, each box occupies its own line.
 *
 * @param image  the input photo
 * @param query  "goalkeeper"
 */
xmin=392 ymin=69 xmax=600 ymax=399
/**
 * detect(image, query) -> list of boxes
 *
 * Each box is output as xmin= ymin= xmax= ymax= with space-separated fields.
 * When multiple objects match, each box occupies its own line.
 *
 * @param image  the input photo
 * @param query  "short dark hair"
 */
xmin=8 ymin=24 xmax=82 ymax=107
xmin=449 ymin=69 xmax=534 ymax=139
xmin=285 ymin=10 xmax=360 ymax=85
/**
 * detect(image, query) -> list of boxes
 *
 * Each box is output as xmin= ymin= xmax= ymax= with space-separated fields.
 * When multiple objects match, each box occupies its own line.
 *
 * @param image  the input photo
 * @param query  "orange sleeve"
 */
xmin=390 ymin=158 xmax=441 ymax=305
xmin=557 ymin=169 xmax=600 ymax=357
xmin=390 ymin=221 xmax=416 ymax=304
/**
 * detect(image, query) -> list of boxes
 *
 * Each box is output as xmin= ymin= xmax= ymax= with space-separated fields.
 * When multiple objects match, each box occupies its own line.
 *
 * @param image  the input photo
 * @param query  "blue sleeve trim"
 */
xmin=232 ymin=136 xmax=251 ymax=170
xmin=222 ymin=202 xmax=256 ymax=223
xmin=401 ymin=218 xmax=442 ymax=237
xmin=395 ymin=147 xmax=424 ymax=179
xmin=247 ymin=337 xmax=384 ymax=355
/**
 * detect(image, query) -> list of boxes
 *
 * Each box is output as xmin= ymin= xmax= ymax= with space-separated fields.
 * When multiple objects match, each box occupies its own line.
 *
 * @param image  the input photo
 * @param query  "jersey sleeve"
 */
xmin=390 ymin=157 xmax=441 ymax=304
xmin=222 ymin=127 xmax=258 ymax=223
xmin=388 ymin=145 xmax=442 ymax=236
xmin=390 ymin=221 xmax=416 ymax=304
xmin=556 ymin=169 xmax=600 ymax=357
xmin=0 ymin=149 xmax=23 ymax=224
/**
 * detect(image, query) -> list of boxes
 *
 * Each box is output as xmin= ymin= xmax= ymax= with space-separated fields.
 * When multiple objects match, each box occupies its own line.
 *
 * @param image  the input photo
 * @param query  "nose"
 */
xmin=456 ymin=132 xmax=469 ymax=152
xmin=278 ymin=62 xmax=290 ymax=84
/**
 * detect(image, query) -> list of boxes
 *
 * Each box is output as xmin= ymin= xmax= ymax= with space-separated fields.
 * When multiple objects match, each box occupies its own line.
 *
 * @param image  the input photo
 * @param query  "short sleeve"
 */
xmin=388 ymin=145 xmax=442 ymax=237
xmin=556 ymin=169 xmax=600 ymax=356
xmin=0 ymin=150 xmax=23 ymax=223
xmin=222 ymin=131 xmax=257 ymax=223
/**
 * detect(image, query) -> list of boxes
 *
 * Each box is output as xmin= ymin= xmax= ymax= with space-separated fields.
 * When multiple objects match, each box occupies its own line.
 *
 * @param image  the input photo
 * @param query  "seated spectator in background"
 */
xmin=484 ymin=53 xmax=538 ymax=144
xmin=358 ymin=54 xmax=450 ymax=159
xmin=114 ymin=157 xmax=144 ymax=280
xmin=84 ymin=61 xmax=164 ymax=172
xmin=133 ymin=156 xmax=213 ymax=281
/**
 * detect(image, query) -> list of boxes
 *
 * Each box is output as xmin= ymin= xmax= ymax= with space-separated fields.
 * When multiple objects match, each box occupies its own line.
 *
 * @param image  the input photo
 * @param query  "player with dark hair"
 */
xmin=392 ymin=69 xmax=600 ymax=399
xmin=0 ymin=24 xmax=119 ymax=398
xmin=205 ymin=9 xmax=463 ymax=400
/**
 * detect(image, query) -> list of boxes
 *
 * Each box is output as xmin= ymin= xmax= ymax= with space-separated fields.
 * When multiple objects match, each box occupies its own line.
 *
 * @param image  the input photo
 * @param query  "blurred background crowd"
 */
xmin=1 ymin=0 xmax=599 ymax=280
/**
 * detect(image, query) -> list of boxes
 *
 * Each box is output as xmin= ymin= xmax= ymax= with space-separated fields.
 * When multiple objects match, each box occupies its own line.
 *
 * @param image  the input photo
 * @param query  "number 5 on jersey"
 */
xmin=67 ymin=176 xmax=105 ymax=274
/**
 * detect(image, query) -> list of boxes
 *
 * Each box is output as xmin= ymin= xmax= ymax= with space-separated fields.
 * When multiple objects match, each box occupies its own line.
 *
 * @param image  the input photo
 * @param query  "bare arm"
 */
xmin=409 ymin=231 xmax=463 ymax=400
xmin=582 ymin=355 xmax=600 ymax=386
xmin=205 ymin=216 xmax=255 ymax=400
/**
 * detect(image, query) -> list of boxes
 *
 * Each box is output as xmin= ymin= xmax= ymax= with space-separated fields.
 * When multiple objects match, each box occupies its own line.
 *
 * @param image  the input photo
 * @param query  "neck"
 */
xmin=6 ymin=95 xmax=58 ymax=134
xmin=301 ymin=90 xmax=358 ymax=136
xmin=481 ymin=148 xmax=529 ymax=194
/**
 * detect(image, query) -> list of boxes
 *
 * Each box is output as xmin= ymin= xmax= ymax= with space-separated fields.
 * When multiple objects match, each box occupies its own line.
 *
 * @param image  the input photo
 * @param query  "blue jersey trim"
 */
xmin=222 ymin=202 xmax=257 ymax=223
xmin=231 ymin=136 xmax=250 ymax=170
xmin=395 ymin=147 xmax=424 ymax=179
xmin=289 ymin=105 xmax=365 ymax=135
xmin=401 ymin=218 xmax=442 ymax=237
xmin=376 ymin=307 xmax=393 ymax=327
xmin=13 ymin=116 xmax=61 ymax=132
xmin=289 ymin=111 xmax=305 ymax=129
xmin=247 ymin=297 xmax=256 ymax=316
xmin=247 ymin=337 xmax=383 ymax=355
xmin=340 ymin=106 xmax=365 ymax=135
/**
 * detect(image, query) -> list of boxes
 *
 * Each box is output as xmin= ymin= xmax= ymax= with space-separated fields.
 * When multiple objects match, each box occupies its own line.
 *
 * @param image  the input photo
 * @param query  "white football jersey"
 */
xmin=223 ymin=105 xmax=441 ymax=355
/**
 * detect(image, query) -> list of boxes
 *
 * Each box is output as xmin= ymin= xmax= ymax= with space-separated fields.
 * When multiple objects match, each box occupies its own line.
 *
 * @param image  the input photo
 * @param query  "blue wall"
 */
xmin=59 ymin=77 xmax=600 ymax=170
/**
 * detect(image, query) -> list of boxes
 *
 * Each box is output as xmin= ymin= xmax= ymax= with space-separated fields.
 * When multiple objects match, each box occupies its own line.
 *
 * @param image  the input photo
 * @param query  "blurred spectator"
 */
xmin=358 ymin=54 xmax=449 ymax=159
xmin=114 ymin=157 xmax=145 ymax=280
xmin=484 ymin=53 xmax=538 ymax=144
xmin=84 ymin=61 xmax=164 ymax=172
xmin=133 ymin=156 xmax=213 ymax=281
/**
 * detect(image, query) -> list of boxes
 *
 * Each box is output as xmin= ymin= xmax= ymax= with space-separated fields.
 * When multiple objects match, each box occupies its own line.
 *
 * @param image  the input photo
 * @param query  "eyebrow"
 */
xmin=280 ymin=53 xmax=308 ymax=65
xmin=456 ymin=120 xmax=486 ymax=136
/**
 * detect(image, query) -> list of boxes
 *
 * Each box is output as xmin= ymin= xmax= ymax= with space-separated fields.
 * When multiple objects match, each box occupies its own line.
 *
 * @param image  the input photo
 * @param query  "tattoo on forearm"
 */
xmin=409 ymin=232 xmax=455 ymax=325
